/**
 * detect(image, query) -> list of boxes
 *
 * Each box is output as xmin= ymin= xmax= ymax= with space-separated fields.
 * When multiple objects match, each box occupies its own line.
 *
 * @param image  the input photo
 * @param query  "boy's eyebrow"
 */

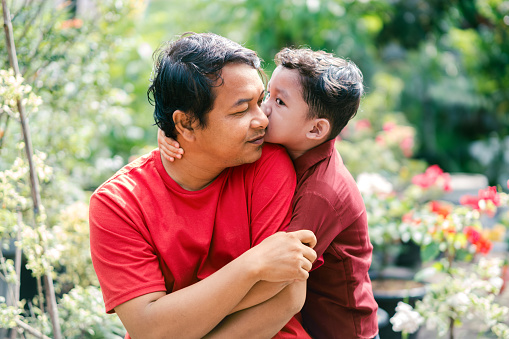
xmin=273 ymin=85 xmax=289 ymax=98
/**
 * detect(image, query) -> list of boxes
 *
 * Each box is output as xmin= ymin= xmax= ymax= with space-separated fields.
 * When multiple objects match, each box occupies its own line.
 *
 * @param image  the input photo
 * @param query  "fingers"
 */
xmin=302 ymin=246 xmax=317 ymax=266
xmin=290 ymin=230 xmax=317 ymax=249
xmin=157 ymin=129 xmax=184 ymax=162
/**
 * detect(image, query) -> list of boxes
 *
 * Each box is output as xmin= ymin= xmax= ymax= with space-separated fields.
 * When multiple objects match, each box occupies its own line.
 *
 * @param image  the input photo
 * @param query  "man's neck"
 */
xmin=160 ymin=152 xmax=225 ymax=191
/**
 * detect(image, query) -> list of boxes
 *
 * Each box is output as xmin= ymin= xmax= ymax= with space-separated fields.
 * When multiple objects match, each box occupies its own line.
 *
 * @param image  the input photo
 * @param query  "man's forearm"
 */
xmin=229 ymin=281 xmax=288 ymax=314
xmin=115 ymin=231 xmax=316 ymax=339
xmin=116 ymin=253 xmax=260 ymax=339
xmin=204 ymin=281 xmax=307 ymax=339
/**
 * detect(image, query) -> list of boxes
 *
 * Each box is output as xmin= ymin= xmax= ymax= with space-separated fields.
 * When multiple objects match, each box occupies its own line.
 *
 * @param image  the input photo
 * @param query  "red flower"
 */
xmin=464 ymin=226 xmax=481 ymax=244
xmin=476 ymin=236 xmax=492 ymax=254
xmin=460 ymin=195 xmax=481 ymax=209
xmin=383 ymin=122 xmax=396 ymax=132
xmin=478 ymin=186 xmax=501 ymax=206
xmin=355 ymin=119 xmax=371 ymax=131
xmin=430 ymin=201 xmax=452 ymax=218
xmin=402 ymin=212 xmax=414 ymax=223
xmin=399 ymin=136 xmax=414 ymax=158
xmin=412 ymin=165 xmax=451 ymax=191
xmin=460 ymin=186 xmax=501 ymax=211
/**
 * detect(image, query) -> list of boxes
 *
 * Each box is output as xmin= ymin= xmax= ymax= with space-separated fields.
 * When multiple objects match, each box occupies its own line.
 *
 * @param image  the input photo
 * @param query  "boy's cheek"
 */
xmin=264 ymin=128 xmax=277 ymax=143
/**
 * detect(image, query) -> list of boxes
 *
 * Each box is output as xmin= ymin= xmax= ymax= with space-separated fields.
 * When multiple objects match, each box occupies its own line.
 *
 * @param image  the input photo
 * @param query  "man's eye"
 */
xmin=233 ymin=109 xmax=248 ymax=116
xmin=276 ymin=98 xmax=285 ymax=106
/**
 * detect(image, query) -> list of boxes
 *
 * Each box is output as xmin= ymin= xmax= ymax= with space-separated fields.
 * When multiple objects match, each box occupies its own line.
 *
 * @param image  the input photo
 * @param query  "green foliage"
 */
xmin=139 ymin=0 xmax=509 ymax=186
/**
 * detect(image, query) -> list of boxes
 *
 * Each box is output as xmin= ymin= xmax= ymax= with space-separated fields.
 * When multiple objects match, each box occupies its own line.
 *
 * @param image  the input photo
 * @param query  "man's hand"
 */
xmin=244 ymin=230 xmax=317 ymax=283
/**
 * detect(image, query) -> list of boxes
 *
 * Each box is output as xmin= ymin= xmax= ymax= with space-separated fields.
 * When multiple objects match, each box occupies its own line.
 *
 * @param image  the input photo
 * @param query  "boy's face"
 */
xmin=262 ymin=66 xmax=312 ymax=150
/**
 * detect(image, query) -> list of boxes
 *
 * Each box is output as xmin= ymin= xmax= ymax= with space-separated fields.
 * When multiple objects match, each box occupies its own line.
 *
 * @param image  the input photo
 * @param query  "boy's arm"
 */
xmin=286 ymin=191 xmax=343 ymax=260
xmin=158 ymin=129 xmax=183 ymax=162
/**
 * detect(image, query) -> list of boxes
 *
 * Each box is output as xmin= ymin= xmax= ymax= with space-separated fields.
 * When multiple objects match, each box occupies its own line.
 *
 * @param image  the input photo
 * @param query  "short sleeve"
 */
xmin=249 ymin=144 xmax=296 ymax=246
xmin=89 ymin=188 xmax=166 ymax=313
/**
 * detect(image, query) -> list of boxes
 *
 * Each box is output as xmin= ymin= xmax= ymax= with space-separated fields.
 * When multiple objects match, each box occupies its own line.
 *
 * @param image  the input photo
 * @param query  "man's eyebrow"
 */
xmin=230 ymin=98 xmax=252 ymax=109
xmin=231 ymin=90 xmax=265 ymax=108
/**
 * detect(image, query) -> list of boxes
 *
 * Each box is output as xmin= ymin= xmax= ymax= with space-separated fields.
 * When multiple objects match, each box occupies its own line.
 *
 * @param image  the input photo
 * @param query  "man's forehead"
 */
xmin=213 ymin=64 xmax=264 ymax=103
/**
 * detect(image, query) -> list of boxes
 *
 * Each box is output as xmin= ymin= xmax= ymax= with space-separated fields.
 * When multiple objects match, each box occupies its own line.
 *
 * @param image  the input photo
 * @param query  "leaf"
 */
xmin=421 ymin=242 xmax=440 ymax=262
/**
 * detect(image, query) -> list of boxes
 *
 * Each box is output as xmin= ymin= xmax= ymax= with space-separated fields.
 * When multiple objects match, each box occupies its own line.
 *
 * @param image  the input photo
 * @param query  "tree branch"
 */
xmin=1 ymin=1 xmax=62 ymax=338
xmin=14 ymin=319 xmax=52 ymax=339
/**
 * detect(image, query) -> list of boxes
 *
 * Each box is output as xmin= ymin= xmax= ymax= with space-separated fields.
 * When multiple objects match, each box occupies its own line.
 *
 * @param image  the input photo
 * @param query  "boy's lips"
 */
xmin=248 ymin=134 xmax=265 ymax=145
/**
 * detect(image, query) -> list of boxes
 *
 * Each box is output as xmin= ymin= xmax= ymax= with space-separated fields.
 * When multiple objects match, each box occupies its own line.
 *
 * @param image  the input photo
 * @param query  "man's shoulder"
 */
xmin=260 ymin=143 xmax=289 ymax=160
xmin=92 ymin=149 xmax=157 ymax=197
xmin=236 ymin=143 xmax=292 ymax=173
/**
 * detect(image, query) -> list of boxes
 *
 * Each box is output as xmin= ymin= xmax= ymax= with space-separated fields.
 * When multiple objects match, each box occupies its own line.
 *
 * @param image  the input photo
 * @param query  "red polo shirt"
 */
xmin=89 ymin=144 xmax=310 ymax=338
xmin=286 ymin=139 xmax=378 ymax=339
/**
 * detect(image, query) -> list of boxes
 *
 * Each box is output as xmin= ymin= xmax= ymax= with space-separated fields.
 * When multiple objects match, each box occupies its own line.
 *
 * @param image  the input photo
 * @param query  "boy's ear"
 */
xmin=306 ymin=118 xmax=330 ymax=141
xmin=173 ymin=110 xmax=196 ymax=142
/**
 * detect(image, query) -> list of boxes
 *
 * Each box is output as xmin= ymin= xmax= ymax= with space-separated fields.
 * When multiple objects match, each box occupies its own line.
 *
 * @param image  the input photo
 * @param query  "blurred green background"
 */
xmin=134 ymin=0 xmax=509 ymax=188
xmin=2 ymin=1 xmax=508 ymax=337
xmin=2 ymin=0 xmax=509 ymax=192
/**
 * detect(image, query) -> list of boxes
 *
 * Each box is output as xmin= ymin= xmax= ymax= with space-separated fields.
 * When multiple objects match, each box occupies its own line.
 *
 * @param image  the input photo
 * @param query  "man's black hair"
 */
xmin=148 ymin=32 xmax=263 ymax=139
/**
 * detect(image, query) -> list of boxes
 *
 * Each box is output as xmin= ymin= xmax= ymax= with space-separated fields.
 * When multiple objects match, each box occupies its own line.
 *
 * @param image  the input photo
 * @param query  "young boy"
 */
xmin=159 ymin=48 xmax=379 ymax=339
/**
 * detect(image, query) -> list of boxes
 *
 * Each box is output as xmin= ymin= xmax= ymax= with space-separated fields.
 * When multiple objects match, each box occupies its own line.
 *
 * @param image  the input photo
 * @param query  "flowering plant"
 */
xmin=357 ymin=164 xmax=453 ymax=271
xmin=391 ymin=181 xmax=509 ymax=338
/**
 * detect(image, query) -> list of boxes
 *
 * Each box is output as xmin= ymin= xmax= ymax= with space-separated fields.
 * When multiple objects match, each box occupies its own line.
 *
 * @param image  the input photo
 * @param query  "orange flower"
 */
xmin=61 ymin=18 xmax=83 ymax=29
xmin=475 ymin=237 xmax=492 ymax=254
xmin=430 ymin=201 xmax=452 ymax=218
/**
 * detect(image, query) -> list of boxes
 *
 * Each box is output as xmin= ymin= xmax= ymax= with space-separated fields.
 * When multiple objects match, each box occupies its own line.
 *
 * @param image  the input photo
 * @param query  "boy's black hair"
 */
xmin=275 ymin=48 xmax=364 ymax=139
xmin=148 ymin=32 xmax=264 ymax=139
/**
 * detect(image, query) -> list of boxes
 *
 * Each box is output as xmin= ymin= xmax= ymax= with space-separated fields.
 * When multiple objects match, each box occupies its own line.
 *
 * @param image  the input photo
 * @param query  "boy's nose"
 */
xmin=261 ymin=102 xmax=271 ymax=117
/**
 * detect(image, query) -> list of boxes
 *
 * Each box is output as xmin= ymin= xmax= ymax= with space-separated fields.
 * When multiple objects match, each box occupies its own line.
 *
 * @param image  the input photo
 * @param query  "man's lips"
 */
xmin=248 ymin=134 xmax=265 ymax=145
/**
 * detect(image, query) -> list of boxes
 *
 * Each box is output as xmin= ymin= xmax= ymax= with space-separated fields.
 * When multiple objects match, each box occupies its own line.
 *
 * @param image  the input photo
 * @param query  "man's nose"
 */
xmin=252 ymin=105 xmax=269 ymax=129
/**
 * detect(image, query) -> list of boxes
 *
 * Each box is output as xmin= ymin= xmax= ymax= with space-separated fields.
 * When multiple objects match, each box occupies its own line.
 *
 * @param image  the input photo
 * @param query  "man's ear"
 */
xmin=306 ymin=118 xmax=330 ymax=141
xmin=173 ymin=110 xmax=196 ymax=142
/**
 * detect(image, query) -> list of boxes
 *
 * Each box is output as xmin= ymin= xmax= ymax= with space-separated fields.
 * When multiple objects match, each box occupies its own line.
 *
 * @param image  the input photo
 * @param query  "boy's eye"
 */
xmin=276 ymin=98 xmax=285 ymax=106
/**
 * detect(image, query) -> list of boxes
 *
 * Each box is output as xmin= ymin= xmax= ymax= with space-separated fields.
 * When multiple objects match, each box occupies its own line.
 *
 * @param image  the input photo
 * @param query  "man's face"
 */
xmin=262 ymin=66 xmax=311 ymax=150
xmin=193 ymin=63 xmax=267 ymax=168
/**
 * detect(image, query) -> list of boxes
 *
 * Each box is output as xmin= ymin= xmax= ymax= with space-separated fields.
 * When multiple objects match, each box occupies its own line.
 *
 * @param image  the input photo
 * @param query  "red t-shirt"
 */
xmin=89 ymin=144 xmax=310 ymax=338
xmin=286 ymin=139 xmax=378 ymax=339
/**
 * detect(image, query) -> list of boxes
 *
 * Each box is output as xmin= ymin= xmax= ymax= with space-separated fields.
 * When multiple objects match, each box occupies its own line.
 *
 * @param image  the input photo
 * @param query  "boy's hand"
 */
xmin=158 ymin=129 xmax=184 ymax=162
xmin=245 ymin=230 xmax=317 ymax=283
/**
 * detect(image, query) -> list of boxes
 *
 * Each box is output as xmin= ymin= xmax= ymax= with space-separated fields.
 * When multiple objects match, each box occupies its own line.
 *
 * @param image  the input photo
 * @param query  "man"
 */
xmin=89 ymin=32 xmax=316 ymax=339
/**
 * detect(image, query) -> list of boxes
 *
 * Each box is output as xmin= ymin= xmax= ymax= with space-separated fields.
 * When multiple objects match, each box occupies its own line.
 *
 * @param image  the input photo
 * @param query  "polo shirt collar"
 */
xmin=293 ymin=139 xmax=336 ymax=178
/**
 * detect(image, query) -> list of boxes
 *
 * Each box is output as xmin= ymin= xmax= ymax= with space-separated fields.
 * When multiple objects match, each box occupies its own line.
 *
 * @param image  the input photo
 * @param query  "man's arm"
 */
xmin=115 ymin=231 xmax=316 ymax=339
xmin=204 ymin=281 xmax=307 ymax=339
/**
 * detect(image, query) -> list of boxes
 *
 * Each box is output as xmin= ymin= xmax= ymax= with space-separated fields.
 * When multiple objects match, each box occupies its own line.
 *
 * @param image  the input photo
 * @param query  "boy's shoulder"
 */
xmin=297 ymin=141 xmax=362 ymax=205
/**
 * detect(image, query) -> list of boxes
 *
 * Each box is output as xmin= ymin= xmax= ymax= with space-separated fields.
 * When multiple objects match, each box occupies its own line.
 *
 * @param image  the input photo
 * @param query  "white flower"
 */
xmin=357 ymin=172 xmax=393 ymax=196
xmin=489 ymin=277 xmax=504 ymax=291
xmin=447 ymin=292 xmax=470 ymax=310
xmin=390 ymin=302 xmax=424 ymax=334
